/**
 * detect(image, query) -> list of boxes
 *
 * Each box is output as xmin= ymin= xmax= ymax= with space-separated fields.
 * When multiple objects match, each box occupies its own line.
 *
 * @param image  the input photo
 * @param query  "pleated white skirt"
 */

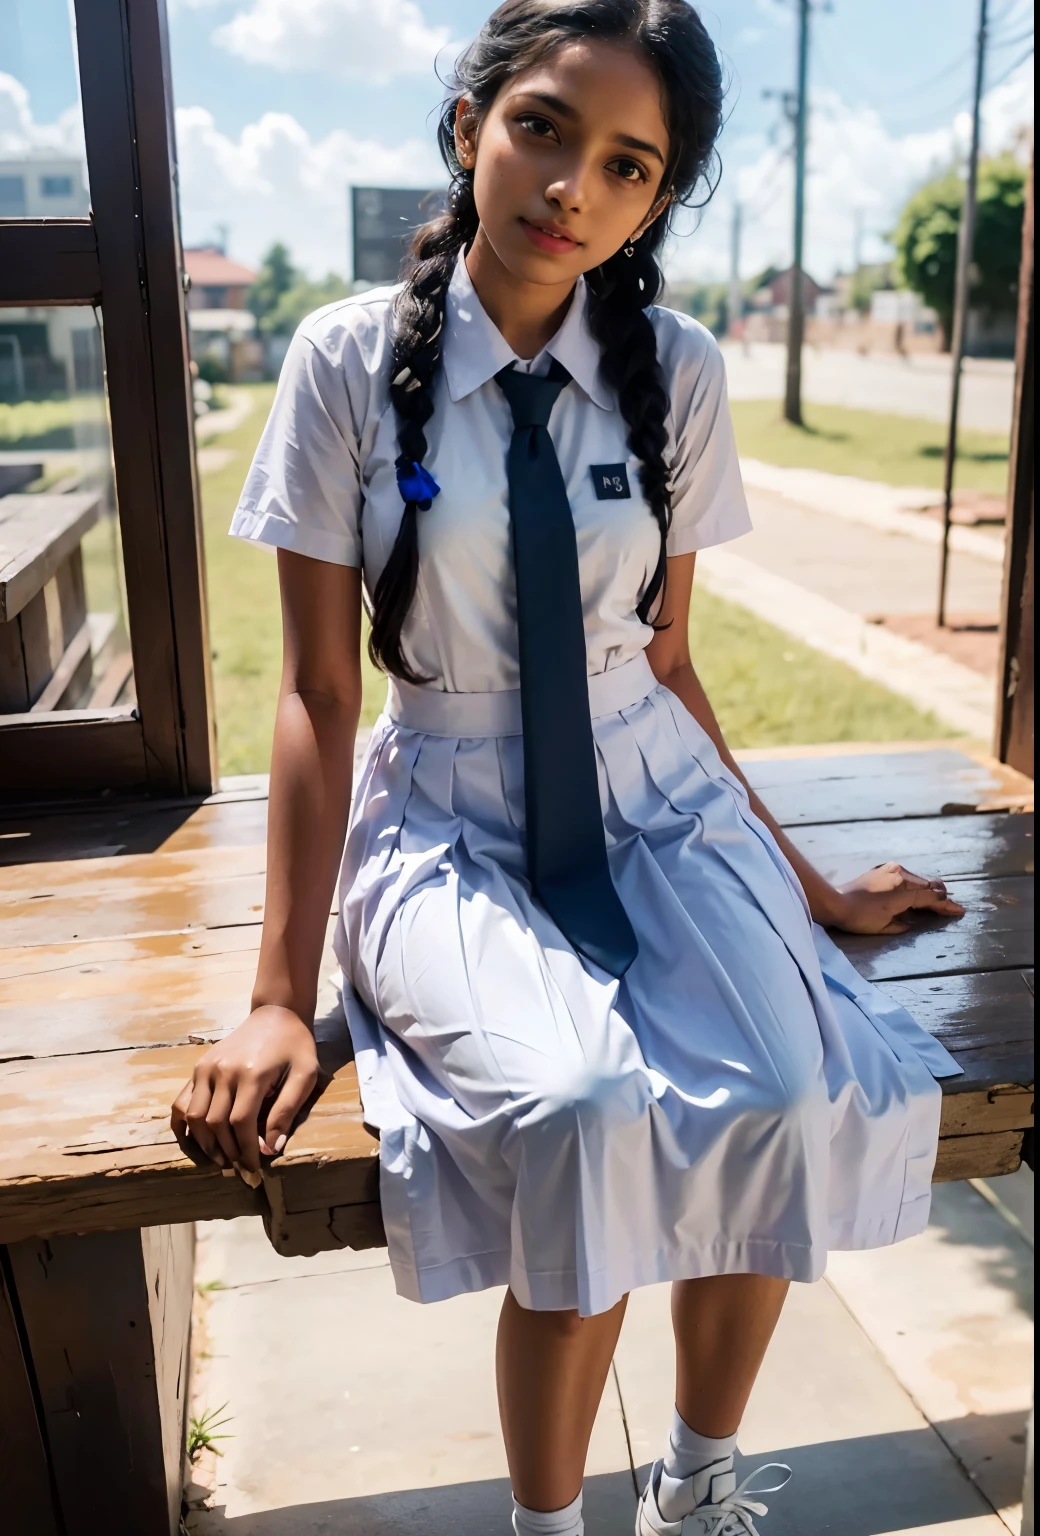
xmin=336 ymin=655 xmax=960 ymax=1316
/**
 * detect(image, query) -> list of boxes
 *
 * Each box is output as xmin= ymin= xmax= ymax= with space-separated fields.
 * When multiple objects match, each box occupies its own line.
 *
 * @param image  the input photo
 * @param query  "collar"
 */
xmin=441 ymin=251 xmax=612 ymax=410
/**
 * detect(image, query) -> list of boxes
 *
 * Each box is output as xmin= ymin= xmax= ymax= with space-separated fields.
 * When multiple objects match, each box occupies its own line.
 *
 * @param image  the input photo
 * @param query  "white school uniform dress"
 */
xmin=232 ymin=253 xmax=960 ymax=1317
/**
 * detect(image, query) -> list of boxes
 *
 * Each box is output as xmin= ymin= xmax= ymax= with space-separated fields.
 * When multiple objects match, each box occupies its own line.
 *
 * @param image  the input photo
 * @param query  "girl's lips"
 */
xmin=520 ymin=218 xmax=580 ymax=254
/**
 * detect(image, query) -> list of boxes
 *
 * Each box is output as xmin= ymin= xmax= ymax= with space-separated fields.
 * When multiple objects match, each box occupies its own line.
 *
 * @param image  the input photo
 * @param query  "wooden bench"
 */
xmin=0 ymin=741 xmax=1033 ymax=1534
xmin=0 ymin=490 xmax=116 ymax=715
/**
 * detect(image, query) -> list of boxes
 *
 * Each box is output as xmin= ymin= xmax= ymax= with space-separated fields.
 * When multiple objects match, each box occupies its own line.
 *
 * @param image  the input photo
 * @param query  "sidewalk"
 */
xmin=184 ymin=1176 xmax=1031 ymax=1534
xmin=697 ymin=465 xmax=1006 ymax=740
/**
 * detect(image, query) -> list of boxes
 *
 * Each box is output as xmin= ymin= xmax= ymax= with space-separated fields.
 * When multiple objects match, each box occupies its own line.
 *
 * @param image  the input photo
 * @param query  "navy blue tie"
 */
xmin=497 ymin=361 xmax=638 ymax=979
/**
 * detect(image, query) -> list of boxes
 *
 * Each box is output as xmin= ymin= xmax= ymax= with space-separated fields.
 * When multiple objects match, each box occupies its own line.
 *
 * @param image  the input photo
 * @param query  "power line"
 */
xmin=812 ymin=34 xmax=975 ymax=108
xmin=986 ymin=40 xmax=1034 ymax=85
xmin=988 ymin=27 xmax=1037 ymax=49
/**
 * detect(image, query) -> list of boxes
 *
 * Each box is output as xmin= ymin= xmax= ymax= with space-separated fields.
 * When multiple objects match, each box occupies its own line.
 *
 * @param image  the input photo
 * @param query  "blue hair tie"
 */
xmin=396 ymin=461 xmax=441 ymax=508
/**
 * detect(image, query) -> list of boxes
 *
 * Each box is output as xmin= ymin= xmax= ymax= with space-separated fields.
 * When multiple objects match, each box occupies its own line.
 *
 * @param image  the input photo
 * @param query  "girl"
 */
xmin=173 ymin=3 xmax=964 ymax=1531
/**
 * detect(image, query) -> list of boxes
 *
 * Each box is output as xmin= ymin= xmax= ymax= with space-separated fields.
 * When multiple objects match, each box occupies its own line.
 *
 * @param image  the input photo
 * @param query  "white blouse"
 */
xmin=231 ymin=254 xmax=751 ymax=691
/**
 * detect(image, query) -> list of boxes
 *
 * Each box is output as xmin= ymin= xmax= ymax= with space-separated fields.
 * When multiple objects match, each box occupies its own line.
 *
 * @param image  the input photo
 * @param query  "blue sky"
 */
xmin=0 ymin=0 xmax=1033 ymax=282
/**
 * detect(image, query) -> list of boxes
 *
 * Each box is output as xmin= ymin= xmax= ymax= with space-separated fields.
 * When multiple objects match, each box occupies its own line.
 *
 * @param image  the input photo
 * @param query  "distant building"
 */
xmin=870 ymin=289 xmax=928 ymax=324
xmin=0 ymin=307 xmax=102 ymax=402
xmin=750 ymin=265 xmax=830 ymax=318
xmin=183 ymin=248 xmax=261 ymax=382
xmin=0 ymin=157 xmax=89 ymax=218
xmin=183 ymin=247 xmax=258 ymax=311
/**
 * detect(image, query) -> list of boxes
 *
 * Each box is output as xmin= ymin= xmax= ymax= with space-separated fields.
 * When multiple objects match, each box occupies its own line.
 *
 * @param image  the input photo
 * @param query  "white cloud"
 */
xmin=173 ymin=105 xmax=445 ymax=274
xmin=213 ymin=0 xmax=453 ymax=82
xmin=0 ymin=72 xmax=84 ymax=157
xmin=666 ymin=59 xmax=1034 ymax=285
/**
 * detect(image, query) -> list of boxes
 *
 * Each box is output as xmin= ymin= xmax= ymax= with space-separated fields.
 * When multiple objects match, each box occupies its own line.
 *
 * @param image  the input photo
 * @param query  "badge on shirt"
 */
xmin=590 ymin=463 xmax=631 ymax=500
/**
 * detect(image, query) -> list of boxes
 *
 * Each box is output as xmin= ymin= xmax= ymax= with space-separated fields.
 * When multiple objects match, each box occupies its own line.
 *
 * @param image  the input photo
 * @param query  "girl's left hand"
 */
xmin=827 ymin=862 xmax=966 ymax=936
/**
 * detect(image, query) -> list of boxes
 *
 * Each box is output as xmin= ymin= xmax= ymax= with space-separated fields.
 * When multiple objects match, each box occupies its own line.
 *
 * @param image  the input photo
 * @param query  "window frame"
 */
xmin=0 ymin=0 xmax=216 ymax=800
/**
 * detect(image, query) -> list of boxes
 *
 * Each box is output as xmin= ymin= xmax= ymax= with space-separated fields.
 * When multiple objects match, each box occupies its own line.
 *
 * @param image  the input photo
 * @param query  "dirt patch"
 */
xmin=869 ymin=613 xmax=1000 ymax=677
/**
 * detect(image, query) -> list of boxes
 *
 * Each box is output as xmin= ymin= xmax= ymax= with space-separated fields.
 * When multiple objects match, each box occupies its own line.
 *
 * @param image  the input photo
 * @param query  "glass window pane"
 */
xmin=0 ymin=0 xmax=89 ymax=217
xmin=0 ymin=305 xmax=133 ymax=715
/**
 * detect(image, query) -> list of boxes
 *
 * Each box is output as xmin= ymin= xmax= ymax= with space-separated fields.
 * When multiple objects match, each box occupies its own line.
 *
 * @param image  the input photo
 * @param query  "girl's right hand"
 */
xmin=171 ymin=1005 xmax=319 ymax=1180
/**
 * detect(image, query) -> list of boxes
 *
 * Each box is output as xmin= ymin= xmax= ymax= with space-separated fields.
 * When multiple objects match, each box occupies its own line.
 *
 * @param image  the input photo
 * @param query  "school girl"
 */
xmin=173 ymin=2 xmax=966 ymax=1530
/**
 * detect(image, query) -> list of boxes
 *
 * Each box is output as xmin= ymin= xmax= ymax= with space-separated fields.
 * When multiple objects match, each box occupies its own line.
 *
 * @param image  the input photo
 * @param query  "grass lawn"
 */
xmin=203 ymin=384 xmax=950 ymax=776
xmin=729 ymin=398 xmax=1009 ymax=494
xmin=0 ymin=395 xmax=110 ymax=449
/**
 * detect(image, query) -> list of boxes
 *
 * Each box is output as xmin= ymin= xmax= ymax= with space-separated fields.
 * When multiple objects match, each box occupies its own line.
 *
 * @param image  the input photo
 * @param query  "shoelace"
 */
xmin=691 ymin=1463 xmax=792 ymax=1535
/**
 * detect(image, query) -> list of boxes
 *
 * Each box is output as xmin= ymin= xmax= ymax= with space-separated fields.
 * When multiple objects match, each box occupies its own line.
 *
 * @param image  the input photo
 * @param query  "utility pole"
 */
xmin=728 ymin=200 xmax=743 ymax=342
xmin=937 ymin=0 xmax=988 ymax=627
xmin=784 ymin=0 xmax=811 ymax=425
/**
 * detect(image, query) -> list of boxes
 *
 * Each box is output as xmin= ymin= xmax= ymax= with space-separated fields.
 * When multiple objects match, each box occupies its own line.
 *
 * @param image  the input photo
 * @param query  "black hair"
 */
xmin=369 ymin=0 xmax=724 ymax=682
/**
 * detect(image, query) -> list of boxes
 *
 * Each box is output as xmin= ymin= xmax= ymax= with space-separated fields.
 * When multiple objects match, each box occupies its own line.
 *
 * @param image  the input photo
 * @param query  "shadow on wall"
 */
xmin=187 ymin=1418 xmax=1024 ymax=1535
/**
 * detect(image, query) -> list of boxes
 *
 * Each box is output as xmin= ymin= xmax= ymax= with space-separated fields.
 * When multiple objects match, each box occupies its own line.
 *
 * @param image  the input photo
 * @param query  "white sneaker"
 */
xmin=635 ymin=1457 xmax=792 ymax=1535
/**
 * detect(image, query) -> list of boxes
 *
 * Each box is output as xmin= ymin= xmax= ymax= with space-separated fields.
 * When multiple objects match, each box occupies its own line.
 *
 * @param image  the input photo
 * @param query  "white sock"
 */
xmin=657 ymin=1408 xmax=738 ymax=1521
xmin=512 ymin=1489 xmax=583 ymax=1535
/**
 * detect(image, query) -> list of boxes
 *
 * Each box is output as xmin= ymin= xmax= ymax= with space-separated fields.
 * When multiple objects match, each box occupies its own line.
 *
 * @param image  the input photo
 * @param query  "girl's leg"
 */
xmin=671 ymin=1274 xmax=789 ymax=1435
xmin=497 ymin=1288 xmax=629 ymax=1512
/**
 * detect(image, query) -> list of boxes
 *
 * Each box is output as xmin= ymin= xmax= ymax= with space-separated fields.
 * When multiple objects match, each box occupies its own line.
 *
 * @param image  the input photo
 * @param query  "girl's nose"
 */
xmin=545 ymin=161 xmax=591 ymax=212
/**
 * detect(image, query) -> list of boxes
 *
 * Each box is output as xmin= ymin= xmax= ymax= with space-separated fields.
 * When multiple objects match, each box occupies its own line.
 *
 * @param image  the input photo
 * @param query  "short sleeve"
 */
xmin=653 ymin=311 xmax=751 ymax=557
xmin=229 ymin=321 xmax=363 ymax=567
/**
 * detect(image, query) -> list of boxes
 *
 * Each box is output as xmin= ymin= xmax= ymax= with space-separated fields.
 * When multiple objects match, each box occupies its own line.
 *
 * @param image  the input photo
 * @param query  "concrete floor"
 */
xmin=185 ymin=1172 xmax=1032 ymax=1535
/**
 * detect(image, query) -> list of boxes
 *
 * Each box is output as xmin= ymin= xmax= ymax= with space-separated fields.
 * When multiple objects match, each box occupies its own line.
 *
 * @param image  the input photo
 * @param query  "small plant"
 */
xmin=195 ymin=1278 xmax=227 ymax=1293
xmin=186 ymin=1403 xmax=234 ymax=1464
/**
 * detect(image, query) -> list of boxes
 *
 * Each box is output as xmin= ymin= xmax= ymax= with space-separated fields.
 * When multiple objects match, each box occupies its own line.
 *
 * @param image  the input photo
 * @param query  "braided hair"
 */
xmin=369 ymin=0 xmax=724 ymax=682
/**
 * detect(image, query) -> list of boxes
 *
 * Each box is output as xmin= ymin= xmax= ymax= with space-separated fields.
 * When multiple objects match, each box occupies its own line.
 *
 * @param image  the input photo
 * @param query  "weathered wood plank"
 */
xmin=0 ymin=1250 xmax=60 ymax=1535
xmin=0 ymin=844 xmax=268 ymax=947
xmin=881 ymin=970 xmax=1034 ymax=1091
xmin=7 ymin=1226 xmax=190 ymax=1534
xmin=790 ymin=812 xmax=1034 ymax=886
xmin=0 ymin=711 xmax=147 ymax=798
xmin=0 ymin=921 xmax=337 ymax=1062
xmin=141 ymin=1223 xmax=195 ymax=1531
xmin=837 ymin=875 xmax=1033 ymax=981
xmin=742 ymin=747 xmax=1033 ymax=825
xmin=0 ymin=921 xmax=261 ymax=985
xmin=0 ymin=493 xmax=101 ymax=624
xmin=0 ymin=1040 xmax=368 ymax=1243
xmin=0 ymin=748 xmax=1032 ymax=1247
xmin=0 ymin=794 xmax=269 ymax=866
xmin=0 ymin=997 xmax=1032 ymax=1245
xmin=932 ymin=1130 xmax=1026 ymax=1183
xmin=939 ymin=1086 xmax=1034 ymax=1137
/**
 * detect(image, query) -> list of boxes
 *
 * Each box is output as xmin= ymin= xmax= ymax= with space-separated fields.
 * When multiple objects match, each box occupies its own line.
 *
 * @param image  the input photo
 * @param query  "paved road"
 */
xmin=721 ymin=342 xmax=1015 ymax=434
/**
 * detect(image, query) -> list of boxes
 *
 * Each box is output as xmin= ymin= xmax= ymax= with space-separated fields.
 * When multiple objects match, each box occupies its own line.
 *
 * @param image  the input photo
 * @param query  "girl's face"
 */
xmin=456 ymin=38 xmax=671 ymax=286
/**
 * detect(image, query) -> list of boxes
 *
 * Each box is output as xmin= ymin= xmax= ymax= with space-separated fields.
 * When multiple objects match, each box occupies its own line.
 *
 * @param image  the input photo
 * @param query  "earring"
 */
xmin=622 ymin=238 xmax=636 ymax=258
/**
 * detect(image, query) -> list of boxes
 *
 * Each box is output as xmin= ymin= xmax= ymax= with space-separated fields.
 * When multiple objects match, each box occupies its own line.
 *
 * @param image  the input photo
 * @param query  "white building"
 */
xmin=0 ymin=157 xmax=89 ymax=218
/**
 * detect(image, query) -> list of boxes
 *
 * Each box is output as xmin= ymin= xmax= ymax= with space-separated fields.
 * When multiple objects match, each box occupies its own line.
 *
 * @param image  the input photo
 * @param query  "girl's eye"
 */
xmin=517 ymin=114 xmax=558 ymax=140
xmin=610 ymin=158 xmax=648 ymax=184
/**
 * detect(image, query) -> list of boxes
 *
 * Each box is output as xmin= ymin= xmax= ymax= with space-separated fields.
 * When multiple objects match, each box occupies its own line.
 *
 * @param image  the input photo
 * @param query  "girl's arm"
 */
xmin=171 ymin=549 xmax=363 ymax=1178
xmin=646 ymin=553 xmax=964 ymax=937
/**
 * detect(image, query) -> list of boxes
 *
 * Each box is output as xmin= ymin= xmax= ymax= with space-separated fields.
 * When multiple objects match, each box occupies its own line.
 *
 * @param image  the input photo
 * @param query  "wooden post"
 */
xmin=0 ymin=1251 xmax=61 ymax=1534
xmin=995 ymin=156 xmax=1034 ymax=777
xmin=0 ymin=1225 xmax=194 ymax=1536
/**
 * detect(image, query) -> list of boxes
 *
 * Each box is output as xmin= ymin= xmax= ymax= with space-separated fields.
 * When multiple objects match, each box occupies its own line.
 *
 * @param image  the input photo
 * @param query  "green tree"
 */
xmin=259 ymin=273 xmax=351 ymax=336
xmin=892 ymin=155 xmax=1026 ymax=346
xmin=248 ymin=243 xmax=297 ymax=327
